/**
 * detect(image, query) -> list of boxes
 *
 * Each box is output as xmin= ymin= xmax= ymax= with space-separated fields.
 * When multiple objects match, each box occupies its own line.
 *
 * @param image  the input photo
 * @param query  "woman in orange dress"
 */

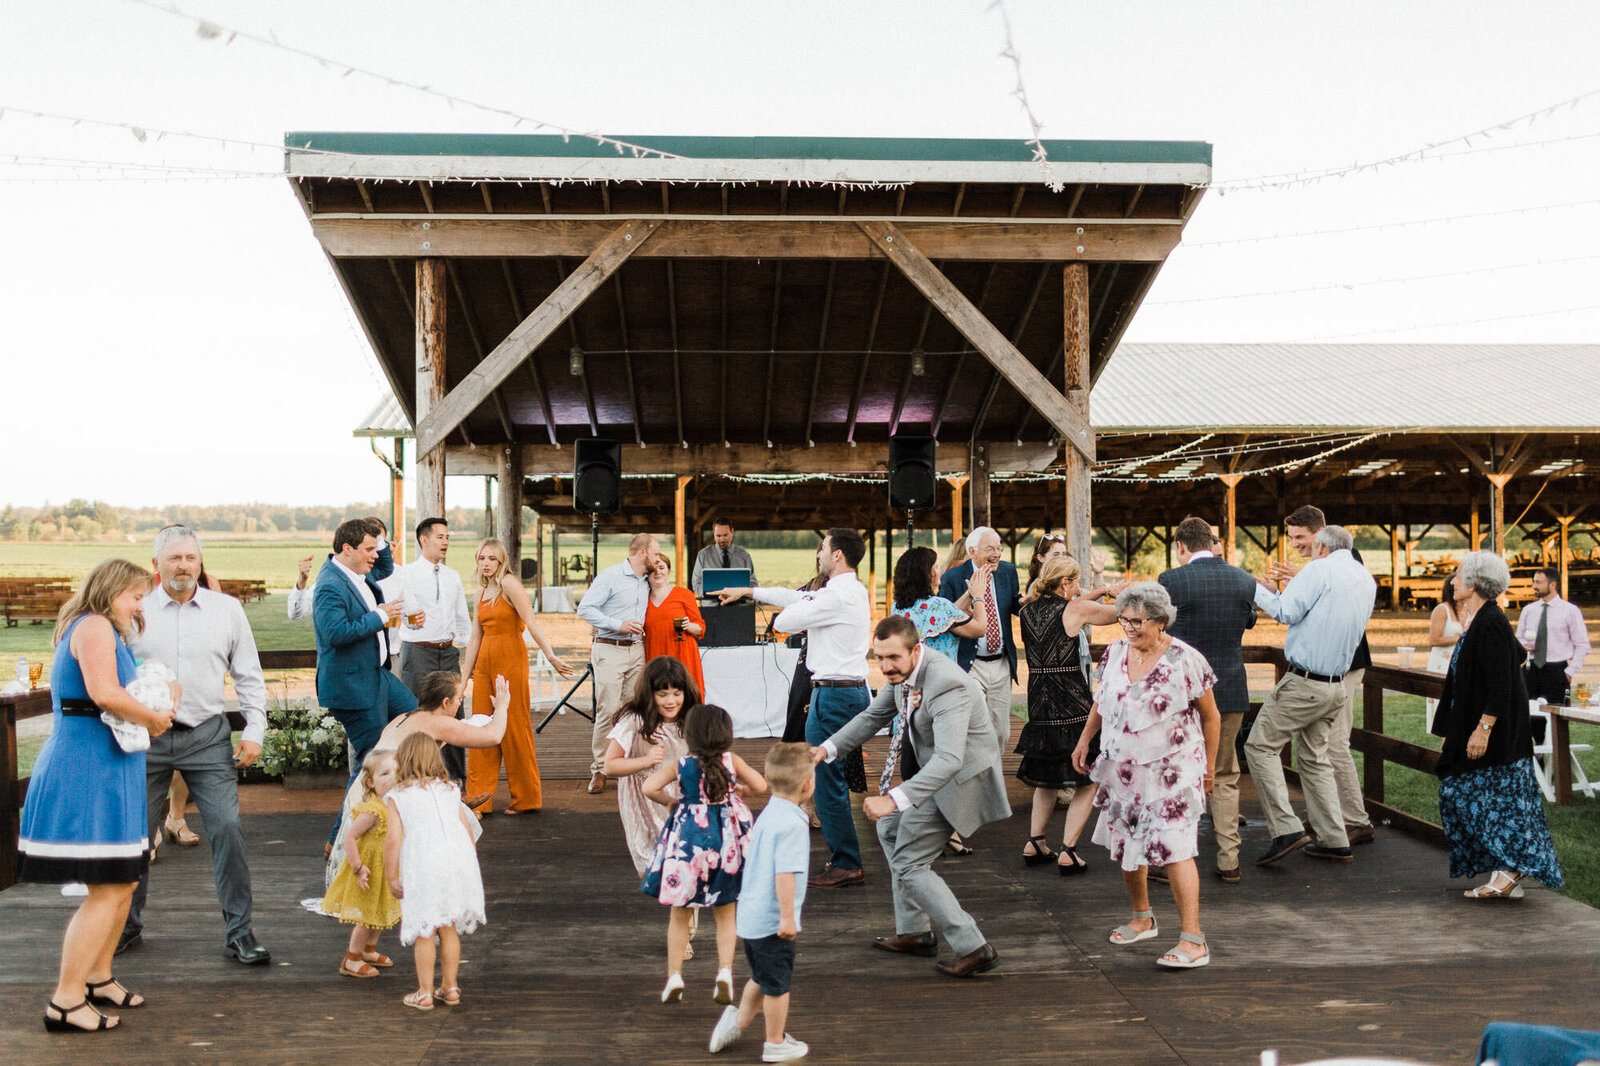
xmin=643 ymin=557 xmax=706 ymax=699
xmin=460 ymin=539 xmax=574 ymax=814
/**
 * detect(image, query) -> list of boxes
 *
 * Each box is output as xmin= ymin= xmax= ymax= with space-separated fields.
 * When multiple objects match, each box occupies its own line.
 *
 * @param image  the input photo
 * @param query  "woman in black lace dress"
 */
xmin=1016 ymin=555 xmax=1119 ymax=874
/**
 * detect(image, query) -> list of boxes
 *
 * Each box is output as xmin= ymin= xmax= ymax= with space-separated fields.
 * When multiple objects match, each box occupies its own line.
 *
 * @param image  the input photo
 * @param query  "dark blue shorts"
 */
xmin=742 ymin=933 xmax=797 ymax=996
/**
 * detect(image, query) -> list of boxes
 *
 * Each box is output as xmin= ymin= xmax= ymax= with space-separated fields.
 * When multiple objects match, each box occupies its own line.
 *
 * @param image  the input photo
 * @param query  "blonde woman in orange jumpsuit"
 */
xmin=460 ymin=539 xmax=574 ymax=814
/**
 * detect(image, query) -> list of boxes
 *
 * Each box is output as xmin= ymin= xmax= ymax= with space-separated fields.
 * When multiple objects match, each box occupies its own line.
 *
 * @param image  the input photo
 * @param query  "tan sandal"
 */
xmin=433 ymin=985 xmax=461 ymax=1005
xmin=361 ymin=950 xmax=394 ymax=968
xmin=403 ymin=990 xmax=434 ymax=1010
xmin=340 ymin=951 xmax=379 ymax=978
xmin=164 ymin=817 xmax=200 ymax=846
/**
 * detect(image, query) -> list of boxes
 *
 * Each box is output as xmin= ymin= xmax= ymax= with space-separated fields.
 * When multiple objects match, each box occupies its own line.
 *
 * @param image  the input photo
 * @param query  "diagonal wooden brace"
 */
xmin=413 ymin=218 xmax=662 ymax=456
xmin=856 ymin=220 xmax=1094 ymax=462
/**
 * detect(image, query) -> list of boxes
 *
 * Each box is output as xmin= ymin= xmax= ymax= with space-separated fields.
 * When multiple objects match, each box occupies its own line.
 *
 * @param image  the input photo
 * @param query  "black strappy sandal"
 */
xmin=1023 ymin=835 xmax=1056 ymax=867
xmin=86 ymin=977 xmax=144 ymax=1009
xmin=43 ymin=1000 xmax=116 ymax=1032
xmin=944 ymin=834 xmax=975 ymax=857
xmin=1058 ymin=846 xmax=1088 ymax=876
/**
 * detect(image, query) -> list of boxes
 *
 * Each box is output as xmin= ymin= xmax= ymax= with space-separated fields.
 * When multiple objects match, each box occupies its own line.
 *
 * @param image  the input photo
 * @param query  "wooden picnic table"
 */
xmin=1552 ymin=703 xmax=1600 ymax=805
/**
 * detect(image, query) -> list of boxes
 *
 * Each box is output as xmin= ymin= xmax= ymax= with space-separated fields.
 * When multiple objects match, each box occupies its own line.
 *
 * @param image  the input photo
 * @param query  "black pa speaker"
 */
xmin=574 ymin=438 xmax=622 ymax=514
xmin=889 ymin=434 xmax=937 ymax=511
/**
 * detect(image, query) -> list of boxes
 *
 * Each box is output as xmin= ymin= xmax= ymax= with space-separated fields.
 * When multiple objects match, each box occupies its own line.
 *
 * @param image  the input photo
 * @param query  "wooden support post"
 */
xmin=415 ymin=259 xmax=447 ymax=521
xmin=1218 ymin=474 xmax=1243 ymax=565
xmin=1469 ymin=493 xmax=1481 ymax=550
xmin=674 ymin=476 xmax=691 ymax=587
xmin=496 ymin=445 xmax=522 ymax=576
xmin=1404 ymin=524 xmax=1415 ymax=575
xmin=946 ymin=476 xmax=968 ymax=545
xmin=391 ymin=438 xmax=406 ymax=566
xmin=1164 ymin=525 xmax=1173 ymax=571
xmin=551 ymin=528 xmax=560 ymax=585
xmin=484 ymin=477 xmax=495 ymax=540
xmin=884 ymin=525 xmax=894 ymax=618
xmin=1062 ymin=262 xmax=1093 ymax=571
xmin=1559 ymin=516 xmax=1573 ymax=599
xmin=1362 ymin=672 xmax=1385 ymax=803
xmin=1389 ymin=524 xmax=1401 ymax=610
xmin=970 ymin=444 xmax=992 ymax=530
xmin=867 ymin=520 xmax=877 ymax=610
xmin=531 ymin=515 xmax=543 ymax=611
xmin=1487 ymin=473 xmax=1511 ymax=555
xmin=1553 ymin=711 xmax=1574 ymax=805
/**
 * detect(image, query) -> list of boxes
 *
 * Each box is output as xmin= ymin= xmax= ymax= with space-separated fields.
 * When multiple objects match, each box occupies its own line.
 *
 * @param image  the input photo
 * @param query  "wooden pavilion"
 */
xmin=290 ymin=132 xmax=1213 ymax=576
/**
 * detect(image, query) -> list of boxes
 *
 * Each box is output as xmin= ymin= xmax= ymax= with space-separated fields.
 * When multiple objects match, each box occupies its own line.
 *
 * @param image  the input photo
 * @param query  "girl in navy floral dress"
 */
xmin=641 ymin=704 xmax=765 ymax=1006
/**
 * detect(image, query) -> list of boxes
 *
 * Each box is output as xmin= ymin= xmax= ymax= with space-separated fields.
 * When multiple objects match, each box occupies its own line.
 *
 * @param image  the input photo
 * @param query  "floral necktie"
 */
xmin=879 ymin=684 xmax=922 ymax=793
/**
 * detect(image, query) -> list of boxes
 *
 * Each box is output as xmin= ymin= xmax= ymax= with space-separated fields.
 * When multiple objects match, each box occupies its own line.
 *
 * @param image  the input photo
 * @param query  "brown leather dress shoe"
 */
xmin=873 ymin=932 xmax=936 ymax=956
xmin=1345 ymin=823 xmax=1375 ymax=846
xmin=586 ymin=772 xmax=607 ymax=795
xmin=935 ymin=942 xmax=999 ymax=978
xmin=1215 ymin=866 xmax=1241 ymax=884
xmin=807 ymin=864 xmax=865 ymax=889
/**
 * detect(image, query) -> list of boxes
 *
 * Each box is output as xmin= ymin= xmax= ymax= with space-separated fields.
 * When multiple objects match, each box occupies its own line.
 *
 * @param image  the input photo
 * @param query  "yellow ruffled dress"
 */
xmin=321 ymin=795 xmax=402 ymax=929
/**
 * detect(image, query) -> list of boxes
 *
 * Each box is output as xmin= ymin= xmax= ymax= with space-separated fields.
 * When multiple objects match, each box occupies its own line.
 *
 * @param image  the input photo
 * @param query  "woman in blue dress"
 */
xmin=18 ymin=559 xmax=176 ymax=1033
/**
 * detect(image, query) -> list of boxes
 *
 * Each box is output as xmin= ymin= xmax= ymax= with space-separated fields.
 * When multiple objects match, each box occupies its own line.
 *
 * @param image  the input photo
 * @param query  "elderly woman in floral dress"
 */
xmin=1073 ymin=582 xmax=1220 ymax=970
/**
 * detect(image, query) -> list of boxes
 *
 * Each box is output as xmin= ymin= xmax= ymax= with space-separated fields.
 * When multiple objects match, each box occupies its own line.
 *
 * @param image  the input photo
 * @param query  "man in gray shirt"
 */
xmin=119 ymin=524 xmax=271 ymax=964
xmin=691 ymin=517 xmax=757 ymax=597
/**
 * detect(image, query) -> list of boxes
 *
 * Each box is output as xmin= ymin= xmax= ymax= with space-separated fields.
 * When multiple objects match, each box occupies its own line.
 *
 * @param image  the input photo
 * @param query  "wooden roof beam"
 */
xmin=860 ymin=221 xmax=1095 ymax=461
xmin=413 ymin=218 xmax=661 ymax=456
xmin=611 ymin=273 xmax=644 ymax=446
xmin=844 ymin=263 xmax=890 ymax=444
xmin=309 ymin=217 xmax=1183 ymax=262
xmin=803 ymin=263 xmax=838 ymax=447
xmin=666 ymin=260 xmax=685 ymax=446
xmin=931 ymin=265 xmax=1001 ymax=435
xmin=972 ymin=262 xmax=1054 ymax=442
xmin=762 ymin=264 xmax=784 ymax=446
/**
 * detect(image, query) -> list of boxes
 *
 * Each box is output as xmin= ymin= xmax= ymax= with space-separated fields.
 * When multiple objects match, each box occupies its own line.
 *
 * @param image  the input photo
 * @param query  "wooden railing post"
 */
xmin=1552 ymin=712 xmax=1574 ymax=806
xmin=1 ymin=688 xmax=52 ymax=891
xmin=1363 ymin=671 xmax=1386 ymax=802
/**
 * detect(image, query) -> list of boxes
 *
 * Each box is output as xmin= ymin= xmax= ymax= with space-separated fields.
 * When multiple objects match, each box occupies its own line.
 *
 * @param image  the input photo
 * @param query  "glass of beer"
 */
xmin=386 ymin=599 xmax=404 ymax=628
xmin=28 ymin=661 xmax=44 ymax=688
xmin=1577 ymin=682 xmax=1592 ymax=706
xmin=405 ymin=607 xmax=425 ymax=629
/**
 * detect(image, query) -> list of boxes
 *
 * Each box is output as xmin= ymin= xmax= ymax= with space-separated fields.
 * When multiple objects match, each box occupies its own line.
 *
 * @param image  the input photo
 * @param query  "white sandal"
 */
xmin=1464 ymin=871 xmax=1525 ymax=900
xmin=1156 ymin=931 xmax=1210 ymax=969
xmin=1109 ymin=910 xmax=1158 ymax=946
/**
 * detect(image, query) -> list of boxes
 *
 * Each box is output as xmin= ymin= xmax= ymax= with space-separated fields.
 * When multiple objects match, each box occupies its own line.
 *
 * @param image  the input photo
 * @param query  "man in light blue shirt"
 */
xmin=577 ymin=533 xmax=659 ymax=792
xmin=1245 ymin=525 xmax=1376 ymax=866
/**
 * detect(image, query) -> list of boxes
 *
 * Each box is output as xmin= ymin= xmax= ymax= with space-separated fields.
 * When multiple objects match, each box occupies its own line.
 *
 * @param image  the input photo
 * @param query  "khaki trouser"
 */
xmin=1330 ymin=668 xmax=1371 ymax=829
xmin=590 ymin=641 xmax=645 ymax=774
xmin=1211 ymin=712 xmax=1244 ymax=871
xmin=970 ymin=655 xmax=1014 ymax=754
xmin=1243 ymin=672 xmax=1349 ymax=848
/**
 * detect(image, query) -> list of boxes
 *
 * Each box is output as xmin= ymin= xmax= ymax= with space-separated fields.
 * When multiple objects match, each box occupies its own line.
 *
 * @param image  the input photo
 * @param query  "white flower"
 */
xmin=320 ymin=716 xmax=339 ymax=730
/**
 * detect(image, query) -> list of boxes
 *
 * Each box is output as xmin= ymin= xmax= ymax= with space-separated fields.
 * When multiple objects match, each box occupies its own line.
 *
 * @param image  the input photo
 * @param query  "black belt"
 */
xmin=60 ymin=698 xmax=101 ymax=718
xmin=1286 ymin=664 xmax=1343 ymax=684
xmin=811 ymin=678 xmax=866 ymax=688
xmin=407 ymin=639 xmax=457 ymax=650
xmin=975 ymin=652 xmax=1007 ymax=662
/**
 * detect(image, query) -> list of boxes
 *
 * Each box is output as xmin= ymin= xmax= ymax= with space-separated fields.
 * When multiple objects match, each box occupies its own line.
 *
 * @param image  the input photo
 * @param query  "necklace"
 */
xmin=1129 ymin=635 xmax=1169 ymax=672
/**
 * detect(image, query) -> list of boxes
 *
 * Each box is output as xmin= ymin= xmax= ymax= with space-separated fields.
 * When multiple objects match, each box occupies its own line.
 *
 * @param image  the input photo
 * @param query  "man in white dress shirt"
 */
xmin=386 ymin=517 xmax=473 ymax=780
xmin=118 ymin=525 xmax=271 ymax=965
xmin=287 ymin=518 xmax=396 ymax=622
xmin=719 ymin=528 xmax=871 ymax=888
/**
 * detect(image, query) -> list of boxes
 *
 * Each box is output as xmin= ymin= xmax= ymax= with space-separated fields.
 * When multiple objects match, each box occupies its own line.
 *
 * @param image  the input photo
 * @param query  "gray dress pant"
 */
xmin=400 ymin=642 xmax=465 ymax=783
xmin=875 ymin=800 xmax=986 ymax=957
xmin=125 ymin=714 xmax=254 ymax=942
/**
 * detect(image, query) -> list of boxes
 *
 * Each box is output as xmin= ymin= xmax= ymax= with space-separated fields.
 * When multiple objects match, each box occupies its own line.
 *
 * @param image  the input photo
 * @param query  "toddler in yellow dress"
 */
xmin=323 ymin=749 xmax=403 ymax=977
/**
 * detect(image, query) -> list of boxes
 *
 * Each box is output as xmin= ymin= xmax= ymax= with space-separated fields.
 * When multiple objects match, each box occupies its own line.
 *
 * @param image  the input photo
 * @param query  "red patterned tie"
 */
xmin=984 ymin=575 xmax=1002 ymax=650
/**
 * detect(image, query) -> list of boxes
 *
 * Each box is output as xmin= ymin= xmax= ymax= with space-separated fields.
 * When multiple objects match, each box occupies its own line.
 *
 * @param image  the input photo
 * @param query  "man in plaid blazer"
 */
xmin=1159 ymin=516 xmax=1258 ymax=883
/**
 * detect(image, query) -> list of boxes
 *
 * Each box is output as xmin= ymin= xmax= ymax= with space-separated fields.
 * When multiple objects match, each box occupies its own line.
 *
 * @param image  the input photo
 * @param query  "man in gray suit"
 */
xmin=813 ymin=615 xmax=1010 ymax=977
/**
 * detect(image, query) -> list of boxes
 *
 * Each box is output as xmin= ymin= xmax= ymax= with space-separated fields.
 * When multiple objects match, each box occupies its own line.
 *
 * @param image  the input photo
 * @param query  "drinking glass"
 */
xmin=28 ymin=661 xmax=44 ymax=688
xmin=1577 ymin=682 xmax=1592 ymax=706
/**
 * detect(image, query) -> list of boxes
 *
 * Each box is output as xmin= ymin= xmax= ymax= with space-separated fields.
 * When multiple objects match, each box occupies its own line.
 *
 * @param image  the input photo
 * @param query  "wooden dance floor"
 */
xmin=3 ymin=729 xmax=1598 ymax=1064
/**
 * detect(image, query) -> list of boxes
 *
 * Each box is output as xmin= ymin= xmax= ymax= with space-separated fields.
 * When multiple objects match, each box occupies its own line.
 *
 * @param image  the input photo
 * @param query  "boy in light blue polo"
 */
xmin=710 ymin=743 xmax=815 ymax=1062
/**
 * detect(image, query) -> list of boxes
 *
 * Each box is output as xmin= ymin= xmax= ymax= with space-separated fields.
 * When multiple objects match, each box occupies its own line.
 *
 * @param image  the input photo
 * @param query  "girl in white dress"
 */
xmin=1424 ymin=576 xmax=1465 ymax=731
xmin=384 ymin=733 xmax=486 ymax=1011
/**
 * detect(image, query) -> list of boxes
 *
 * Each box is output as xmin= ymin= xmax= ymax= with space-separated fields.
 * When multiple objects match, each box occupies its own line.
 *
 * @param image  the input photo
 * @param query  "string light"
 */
xmin=1207 ymin=83 xmax=1600 ymax=192
xmin=987 ymin=0 xmax=1062 ymax=192
xmin=1182 ymin=196 xmax=1600 ymax=248
xmin=1147 ymin=252 xmax=1600 ymax=306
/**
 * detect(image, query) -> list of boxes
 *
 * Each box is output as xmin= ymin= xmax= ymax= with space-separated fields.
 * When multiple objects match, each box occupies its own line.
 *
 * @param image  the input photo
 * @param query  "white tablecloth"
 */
xmin=535 ymin=586 xmax=576 ymax=613
xmin=701 ymin=644 xmax=801 ymax=738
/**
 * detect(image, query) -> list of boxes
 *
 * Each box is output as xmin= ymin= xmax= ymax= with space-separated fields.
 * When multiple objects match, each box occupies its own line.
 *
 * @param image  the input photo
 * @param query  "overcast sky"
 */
xmin=3 ymin=0 xmax=1596 ymax=508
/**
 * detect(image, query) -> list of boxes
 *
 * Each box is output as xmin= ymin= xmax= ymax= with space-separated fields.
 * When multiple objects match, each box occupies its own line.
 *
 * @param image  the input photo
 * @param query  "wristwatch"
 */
xmin=1476 ymin=722 xmax=1492 ymax=732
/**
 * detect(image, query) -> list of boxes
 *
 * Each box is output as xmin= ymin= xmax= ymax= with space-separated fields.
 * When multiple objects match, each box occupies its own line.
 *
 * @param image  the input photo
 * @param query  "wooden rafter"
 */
xmin=803 ymin=262 xmax=837 ymax=445
xmin=972 ymin=262 xmax=1054 ymax=441
xmin=612 ymin=272 xmax=644 ymax=446
xmin=498 ymin=260 xmax=558 ymax=446
xmin=413 ymin=218 xmax=661 ymax=456
xmin=666 ymin=260 xmax=684 ymax=445
xmin=845 ymin=262 xmax=891 ymax=443
xmin=762 ymin=263 xmax=784 ymax=445
xmin=930 ymin=264 xmax=1001 ymax=435
xmin=860 ymin=221 xmax=1094 ymax=461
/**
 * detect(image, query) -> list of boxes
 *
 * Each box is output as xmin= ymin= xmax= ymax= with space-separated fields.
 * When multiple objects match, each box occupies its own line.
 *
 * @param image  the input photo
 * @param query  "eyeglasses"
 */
xmin=1117 ymin=616 xmax=1151 ymax=629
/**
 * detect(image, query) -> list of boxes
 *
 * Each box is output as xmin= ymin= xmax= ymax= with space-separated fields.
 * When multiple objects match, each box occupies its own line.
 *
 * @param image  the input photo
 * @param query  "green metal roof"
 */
xmin=284 ymin=132 xmax=1211 ymax=166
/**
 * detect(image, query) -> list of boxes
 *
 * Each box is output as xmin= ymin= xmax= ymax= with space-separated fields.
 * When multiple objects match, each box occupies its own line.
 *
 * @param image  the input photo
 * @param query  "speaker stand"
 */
xmin=534 ymin=660 xmax=597 ymax=732
xmin=905 ymin=513 xmax=916 ymax=549
xmin=590 ymin=513 xmax=600 ymax=581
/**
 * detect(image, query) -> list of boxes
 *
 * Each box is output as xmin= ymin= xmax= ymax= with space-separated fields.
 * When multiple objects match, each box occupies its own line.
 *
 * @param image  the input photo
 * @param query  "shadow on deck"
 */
xmin=2 ymin=724 xmax=1596 ymax=1064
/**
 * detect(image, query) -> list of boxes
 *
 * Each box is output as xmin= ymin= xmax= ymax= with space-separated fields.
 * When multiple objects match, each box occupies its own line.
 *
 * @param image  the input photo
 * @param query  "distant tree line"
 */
xmin=0 ymin=500 xmax=490 ymax=542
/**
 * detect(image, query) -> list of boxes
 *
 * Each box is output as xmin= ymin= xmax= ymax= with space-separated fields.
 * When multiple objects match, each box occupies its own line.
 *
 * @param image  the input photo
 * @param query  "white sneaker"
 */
xmin=762 ymin=1035 xmax=809 ymax=1062
xmin=713 ymin=967 xmax=734 ymax=1004
xmin=660 ymin=972 xmax=684 ymax=1003
xmin=708 ymin=1005 xmax=743 ymax=1053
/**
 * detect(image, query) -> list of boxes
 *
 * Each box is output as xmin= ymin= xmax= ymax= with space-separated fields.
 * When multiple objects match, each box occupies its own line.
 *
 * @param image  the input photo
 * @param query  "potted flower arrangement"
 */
xmin=258 ymin=696 xmax=349 ymax=789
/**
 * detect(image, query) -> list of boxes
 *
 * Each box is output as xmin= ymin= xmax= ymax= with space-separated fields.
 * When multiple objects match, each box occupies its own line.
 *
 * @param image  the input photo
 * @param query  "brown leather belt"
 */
xmin=407 ymin=639 xmax=456 ymax=650
xmin=811 ymin=678 xmax=866 ymax=688
xmin=593 ymin=636 xmax=641 ymax=648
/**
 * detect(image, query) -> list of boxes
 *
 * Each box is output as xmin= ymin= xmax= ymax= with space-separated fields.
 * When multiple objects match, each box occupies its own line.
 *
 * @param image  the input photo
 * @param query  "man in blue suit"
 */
xmin=314 ymin=518 xmax=416 ymax=811
xmin=937 ymin=526 xmax=1020 ymax=752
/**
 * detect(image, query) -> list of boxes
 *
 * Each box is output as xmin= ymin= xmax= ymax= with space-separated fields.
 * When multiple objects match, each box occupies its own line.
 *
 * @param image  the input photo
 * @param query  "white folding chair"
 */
xmin=1529 ymin=703 xmax=1596 ymax=801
